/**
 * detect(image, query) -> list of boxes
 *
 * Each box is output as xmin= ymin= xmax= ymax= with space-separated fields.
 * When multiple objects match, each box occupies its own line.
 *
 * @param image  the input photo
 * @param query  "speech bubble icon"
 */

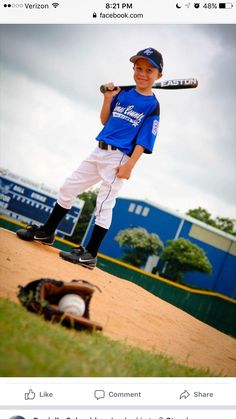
xmin=94 ymin=389 xmax=105 ymax=400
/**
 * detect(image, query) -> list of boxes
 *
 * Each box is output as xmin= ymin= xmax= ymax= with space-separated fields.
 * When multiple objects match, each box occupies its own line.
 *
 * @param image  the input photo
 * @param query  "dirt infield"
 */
xmin=0 ymin=228 xmax=236 ymax=376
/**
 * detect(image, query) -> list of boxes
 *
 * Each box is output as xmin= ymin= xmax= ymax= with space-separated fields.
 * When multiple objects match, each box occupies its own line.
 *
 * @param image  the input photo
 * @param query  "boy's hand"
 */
xmin=103 ymin=82 xmax=121 ymax=98
xmin=116 ymin=161 xmax=133 ymax=180
xmin=116 ymin=145 xmax=145 ymax=179
xmin=100 ymin=83 xmax=120 ymax=125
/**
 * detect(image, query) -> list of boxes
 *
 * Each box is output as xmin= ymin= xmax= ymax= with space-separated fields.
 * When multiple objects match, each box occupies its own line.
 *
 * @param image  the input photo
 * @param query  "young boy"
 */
xmin=16 ymin=48 xmax=163 ymax=270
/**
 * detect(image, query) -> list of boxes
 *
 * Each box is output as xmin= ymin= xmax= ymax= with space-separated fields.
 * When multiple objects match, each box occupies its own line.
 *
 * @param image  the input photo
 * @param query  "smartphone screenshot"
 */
xmin=0 ymin=1 xmax=235 ymax=418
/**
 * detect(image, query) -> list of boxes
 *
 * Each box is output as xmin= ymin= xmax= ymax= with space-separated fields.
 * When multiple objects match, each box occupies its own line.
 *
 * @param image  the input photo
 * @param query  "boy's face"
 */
xmin=133 ymin=58 xmax=162 ymax=92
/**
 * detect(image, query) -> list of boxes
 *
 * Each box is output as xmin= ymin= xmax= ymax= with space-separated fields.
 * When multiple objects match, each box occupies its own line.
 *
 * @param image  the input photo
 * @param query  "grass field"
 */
xmin=0 ymin=298 xmax=215 ymax=377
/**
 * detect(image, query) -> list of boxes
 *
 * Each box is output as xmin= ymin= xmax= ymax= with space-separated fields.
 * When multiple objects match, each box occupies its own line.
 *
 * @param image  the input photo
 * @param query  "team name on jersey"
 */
xmin=113 ymin=102 xmax=145 ymax=127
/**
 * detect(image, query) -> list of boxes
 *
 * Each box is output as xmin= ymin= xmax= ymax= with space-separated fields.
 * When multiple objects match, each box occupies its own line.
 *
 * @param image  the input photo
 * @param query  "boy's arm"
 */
xmin=100 ymin=83 xmax=121 ymax=125
xmin=116 ymin=145 xmax=145 ymax=180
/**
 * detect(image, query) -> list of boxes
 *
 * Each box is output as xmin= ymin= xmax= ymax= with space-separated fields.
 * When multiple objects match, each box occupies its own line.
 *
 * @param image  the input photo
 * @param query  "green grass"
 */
xmin=0 ymin=298 xmax=215 ymax=377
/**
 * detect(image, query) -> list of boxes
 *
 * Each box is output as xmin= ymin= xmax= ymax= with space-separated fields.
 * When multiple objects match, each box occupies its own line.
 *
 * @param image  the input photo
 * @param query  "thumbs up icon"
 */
xmin=24 ymin=389 xmax=36 ymax=400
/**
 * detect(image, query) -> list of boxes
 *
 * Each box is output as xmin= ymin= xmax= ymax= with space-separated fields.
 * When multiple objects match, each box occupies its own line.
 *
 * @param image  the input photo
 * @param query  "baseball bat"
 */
xmin=100 ymin=78 xmax=198 ymax=93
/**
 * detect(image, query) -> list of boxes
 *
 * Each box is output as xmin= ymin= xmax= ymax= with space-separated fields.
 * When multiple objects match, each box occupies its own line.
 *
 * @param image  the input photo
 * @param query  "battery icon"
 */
xmin=219 ymin=3 xmax=233 ymax=7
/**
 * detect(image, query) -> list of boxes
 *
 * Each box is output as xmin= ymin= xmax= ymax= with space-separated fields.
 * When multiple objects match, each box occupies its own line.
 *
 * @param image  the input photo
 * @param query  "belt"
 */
xmin=98 ymin=141 xmax=117 ymax=151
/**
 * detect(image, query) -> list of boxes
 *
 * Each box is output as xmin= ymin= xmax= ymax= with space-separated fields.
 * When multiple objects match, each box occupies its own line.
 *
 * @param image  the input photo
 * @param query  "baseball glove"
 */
xmin=18 ymin=278 xmax=102 ymax=331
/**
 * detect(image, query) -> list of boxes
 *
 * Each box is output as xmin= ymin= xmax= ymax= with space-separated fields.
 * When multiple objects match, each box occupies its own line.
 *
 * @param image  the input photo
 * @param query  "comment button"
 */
xmin=94 ymin=389 xmax=106 ymax=400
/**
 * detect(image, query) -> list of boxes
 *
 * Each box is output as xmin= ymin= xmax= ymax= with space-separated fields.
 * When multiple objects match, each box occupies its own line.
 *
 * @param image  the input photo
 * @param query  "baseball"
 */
xmin=58 ymin=294 xmax=86 ymax=317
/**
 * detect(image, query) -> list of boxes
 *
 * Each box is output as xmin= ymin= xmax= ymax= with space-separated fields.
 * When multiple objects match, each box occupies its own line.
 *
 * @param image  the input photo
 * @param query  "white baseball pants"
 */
xmin=57 ymin=146 xmax=130 ymax=229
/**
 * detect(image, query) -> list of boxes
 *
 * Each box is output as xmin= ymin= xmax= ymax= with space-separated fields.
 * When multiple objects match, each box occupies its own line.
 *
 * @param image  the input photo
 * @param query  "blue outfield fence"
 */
xmin=96 ymin=254 xmax=236 ymax=339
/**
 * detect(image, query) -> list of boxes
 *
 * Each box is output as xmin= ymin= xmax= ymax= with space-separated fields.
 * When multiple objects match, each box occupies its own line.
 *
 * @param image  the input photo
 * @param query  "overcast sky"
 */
xmin=0 ymin=24 xmax=235 ymax=218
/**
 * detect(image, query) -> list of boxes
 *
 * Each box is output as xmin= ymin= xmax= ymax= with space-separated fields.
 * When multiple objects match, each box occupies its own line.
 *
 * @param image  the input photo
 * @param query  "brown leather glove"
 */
xmin=18 ymin=278 xmax=102 ymax=331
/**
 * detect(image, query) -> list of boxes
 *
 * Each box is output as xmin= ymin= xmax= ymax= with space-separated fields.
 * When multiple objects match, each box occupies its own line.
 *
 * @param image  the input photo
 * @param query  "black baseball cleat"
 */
xmin=16 ymin=224 xmax=55 ymax=245
xmin=59 ymin=246 xmax=97 ymax=270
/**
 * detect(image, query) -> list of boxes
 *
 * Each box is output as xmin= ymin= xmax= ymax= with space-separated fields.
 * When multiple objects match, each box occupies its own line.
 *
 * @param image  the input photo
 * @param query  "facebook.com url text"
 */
xmin=99 ymin=12 xmax=143 ymax=19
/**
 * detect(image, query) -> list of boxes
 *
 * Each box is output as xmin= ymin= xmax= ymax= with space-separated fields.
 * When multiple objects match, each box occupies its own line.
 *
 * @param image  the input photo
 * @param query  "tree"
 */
xmin=64 ymin=189 xmax=98 ymax=244
xmin=160 ymin=238 xmax=212 ymax=282
xmin=187 ymin=207 xmax=216 ymax=226
xmin=187 ymin=207 xmax=236 ymax=236
xmin=115 ymin=227 xmax=163 ymax=268
xmin=215 ymin=217 xmax=236 ymax=236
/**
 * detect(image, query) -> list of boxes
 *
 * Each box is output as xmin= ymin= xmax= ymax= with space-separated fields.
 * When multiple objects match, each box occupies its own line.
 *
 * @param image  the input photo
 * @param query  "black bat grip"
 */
xmin=100 ymin=85 xmax=119 ymax=94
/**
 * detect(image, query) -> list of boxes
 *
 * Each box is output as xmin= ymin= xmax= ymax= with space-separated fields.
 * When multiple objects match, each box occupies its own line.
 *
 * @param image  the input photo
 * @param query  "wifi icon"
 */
xmin=52 ymin=2 xmax=59 ymax=7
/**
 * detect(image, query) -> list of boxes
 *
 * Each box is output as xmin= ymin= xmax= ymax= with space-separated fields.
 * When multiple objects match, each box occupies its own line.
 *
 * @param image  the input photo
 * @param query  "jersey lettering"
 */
xmin=113 ymin=102 xmax=145 ymax=127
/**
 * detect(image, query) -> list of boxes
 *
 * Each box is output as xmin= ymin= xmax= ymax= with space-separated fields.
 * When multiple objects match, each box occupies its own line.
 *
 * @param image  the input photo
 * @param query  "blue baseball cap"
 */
xmin=130 ymin=48 xmax=163 ymax=72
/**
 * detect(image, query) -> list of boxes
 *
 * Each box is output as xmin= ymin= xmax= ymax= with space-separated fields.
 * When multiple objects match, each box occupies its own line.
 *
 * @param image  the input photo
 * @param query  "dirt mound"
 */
xmin=0 ymin=228 xmax=235 ymax=376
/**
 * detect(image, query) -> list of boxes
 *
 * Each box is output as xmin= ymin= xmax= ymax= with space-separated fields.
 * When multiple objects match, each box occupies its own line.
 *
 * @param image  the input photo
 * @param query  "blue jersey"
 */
xmin=96 ymin=88 xmax=160 ymax=156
